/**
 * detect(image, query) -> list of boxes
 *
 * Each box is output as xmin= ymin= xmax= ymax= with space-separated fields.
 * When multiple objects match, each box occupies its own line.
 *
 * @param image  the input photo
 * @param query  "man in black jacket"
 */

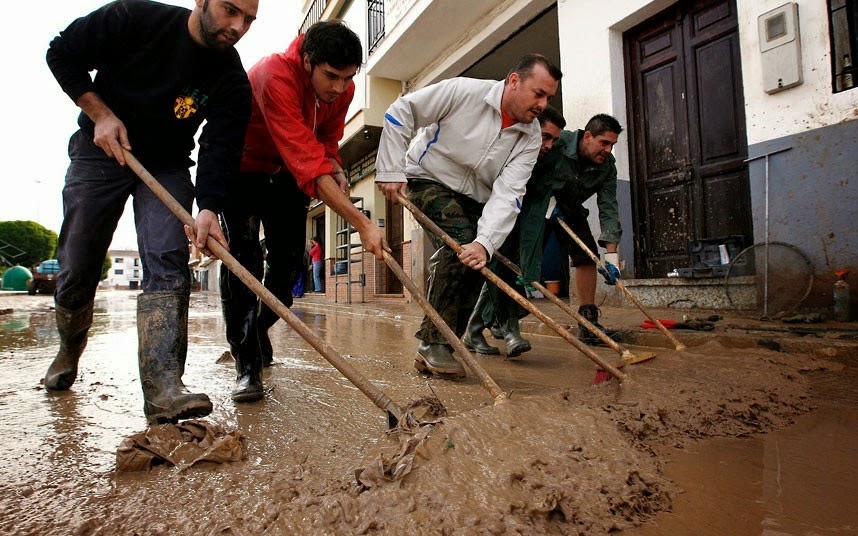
xmin=42 ymin=0 xmax=258 ymax=425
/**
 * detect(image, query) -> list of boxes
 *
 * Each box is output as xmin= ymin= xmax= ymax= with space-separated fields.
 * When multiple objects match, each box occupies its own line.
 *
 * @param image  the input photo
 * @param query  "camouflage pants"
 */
xmin=409 ymin=179 xmax=485 ymax=344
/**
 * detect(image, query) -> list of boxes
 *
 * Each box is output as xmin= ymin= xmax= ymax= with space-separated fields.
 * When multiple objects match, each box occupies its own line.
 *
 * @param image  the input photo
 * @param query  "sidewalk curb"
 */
xmin=269 ymin=294 xmax=858 ymax=360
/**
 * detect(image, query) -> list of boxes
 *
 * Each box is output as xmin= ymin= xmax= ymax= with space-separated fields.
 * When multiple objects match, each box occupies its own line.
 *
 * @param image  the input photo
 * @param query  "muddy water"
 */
xmin=629 ymin=369 xmax=858 ymax=535
xmin=0 ymin=290 xmax=855 ymax=534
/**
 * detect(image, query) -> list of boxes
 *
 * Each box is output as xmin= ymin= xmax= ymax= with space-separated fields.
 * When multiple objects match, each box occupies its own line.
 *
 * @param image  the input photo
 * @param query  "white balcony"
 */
xmin=367 ymin=0 xmax=554 ymax=84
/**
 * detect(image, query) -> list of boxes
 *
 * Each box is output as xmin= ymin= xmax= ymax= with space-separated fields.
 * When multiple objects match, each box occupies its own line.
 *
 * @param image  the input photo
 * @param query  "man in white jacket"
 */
xmin=376 ymin=54 xmax=562 ymax=378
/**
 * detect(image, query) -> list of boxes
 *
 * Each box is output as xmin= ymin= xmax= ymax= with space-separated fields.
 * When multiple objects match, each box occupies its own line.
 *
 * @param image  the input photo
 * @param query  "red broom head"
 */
xmin=593 ymin=369 xmax=613 ymax=385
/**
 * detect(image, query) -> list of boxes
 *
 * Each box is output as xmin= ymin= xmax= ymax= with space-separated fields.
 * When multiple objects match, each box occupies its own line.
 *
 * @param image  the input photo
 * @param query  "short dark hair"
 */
xmin=506 ymin=54 xmax=563 ymax=84
xmin=538 ymin=106 xmax=566 ymax=130
xmin=300 ymin=20 xmax=363 ymax=71
xmin=584 ymin=114 xmax=623 ymax=136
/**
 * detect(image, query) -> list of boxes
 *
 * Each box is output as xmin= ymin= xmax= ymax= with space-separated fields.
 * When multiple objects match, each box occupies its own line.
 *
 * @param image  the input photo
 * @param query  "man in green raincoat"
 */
xmin=464 ymin=113 xmax=624 ymax=355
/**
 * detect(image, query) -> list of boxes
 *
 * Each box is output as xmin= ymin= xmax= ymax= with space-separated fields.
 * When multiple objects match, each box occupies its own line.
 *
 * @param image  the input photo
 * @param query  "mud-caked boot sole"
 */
xmin=145 ymin=394 xmax=213 ymax=425
xmin=413 ymin=353 xmax=466 ymax=380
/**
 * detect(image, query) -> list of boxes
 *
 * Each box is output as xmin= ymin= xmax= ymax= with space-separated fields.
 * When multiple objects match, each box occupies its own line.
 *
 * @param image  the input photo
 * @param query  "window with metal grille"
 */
xmin=829 ymin=0 xmax=857 ymax=92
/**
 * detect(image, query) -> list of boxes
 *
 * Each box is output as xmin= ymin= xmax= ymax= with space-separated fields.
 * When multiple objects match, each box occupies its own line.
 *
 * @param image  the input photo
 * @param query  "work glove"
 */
xmin=598 ymin=252 xmax=621 ymax=285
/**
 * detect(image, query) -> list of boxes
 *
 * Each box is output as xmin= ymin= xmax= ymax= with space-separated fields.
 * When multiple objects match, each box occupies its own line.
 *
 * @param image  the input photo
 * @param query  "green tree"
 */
xmin=101 ymin=254 xmax=112 ymax=281
xmin=0 ymin=221 xmax=58 ymax=269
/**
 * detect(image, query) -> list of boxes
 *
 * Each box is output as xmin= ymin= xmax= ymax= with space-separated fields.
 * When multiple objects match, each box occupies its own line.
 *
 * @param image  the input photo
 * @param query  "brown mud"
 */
xmin=0 ymin=290 xmax=854 ymax=534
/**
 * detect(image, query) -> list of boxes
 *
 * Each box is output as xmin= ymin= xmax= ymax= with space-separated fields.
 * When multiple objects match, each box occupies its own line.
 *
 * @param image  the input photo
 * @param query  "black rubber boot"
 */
xmin=577 ymin=304 xmax=620 ymax=346
xmin=415 ymin=342 xmax=465 ymax=379
xmin=256 ymin=303 xmax=279 ymax=367
xmin=44 ymin=302 xmax=94 ymax=391
xmin=232 ymin=351 xmax=264 ymax=403
xmin=490 ymin=322 xmax=505 ymax=340
xmin=138 ymin=291 xmax=212 ymax=425
xmin=462 ymin=286 xmax=500 ymax=355
xmin=222 ymin=300 xmax=264 ymax=403
xmin=503 ymin=316 xmax=532 ymax=358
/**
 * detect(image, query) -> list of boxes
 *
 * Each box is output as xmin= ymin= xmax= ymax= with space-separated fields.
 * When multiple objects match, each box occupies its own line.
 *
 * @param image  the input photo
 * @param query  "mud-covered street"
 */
xmin=1 ymin=289 xmax=856 ymax=534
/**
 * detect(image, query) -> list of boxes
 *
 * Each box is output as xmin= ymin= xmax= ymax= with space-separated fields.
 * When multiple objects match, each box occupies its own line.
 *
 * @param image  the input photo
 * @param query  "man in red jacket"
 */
xmin=220 ymin=20 xmax=385 ymax=403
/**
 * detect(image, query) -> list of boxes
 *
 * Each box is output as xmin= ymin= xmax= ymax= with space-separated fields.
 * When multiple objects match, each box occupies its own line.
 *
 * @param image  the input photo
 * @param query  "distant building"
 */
xmin=99 ymin=247 xmax=219 ymax=292
xmin=188 ymin=243 xmax=220 ymax=292
xmin=105 ymin=249 xmax=142 ymax=290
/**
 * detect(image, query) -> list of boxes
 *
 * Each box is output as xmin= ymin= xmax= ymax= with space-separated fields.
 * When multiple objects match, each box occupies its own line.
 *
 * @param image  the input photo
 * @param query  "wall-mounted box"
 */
xmin=758 ymin=3 xmax=802 ymax=94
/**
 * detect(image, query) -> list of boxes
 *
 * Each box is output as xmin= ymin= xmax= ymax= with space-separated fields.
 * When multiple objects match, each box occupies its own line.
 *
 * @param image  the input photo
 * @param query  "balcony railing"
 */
xmin=368 ymin=0 xmax=385 ymax=56
xmin=300 ymin=0 xmax=385 ymax=57
xmin=300 ymin=0 xmax=329 ymax=34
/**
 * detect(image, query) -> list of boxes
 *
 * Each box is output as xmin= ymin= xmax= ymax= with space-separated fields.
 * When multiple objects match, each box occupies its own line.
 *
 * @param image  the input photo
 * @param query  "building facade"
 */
xmin=297 ymin=0 xmax=856 ymax=312
xmin=104 ymin=249 xmax=143 ymax=290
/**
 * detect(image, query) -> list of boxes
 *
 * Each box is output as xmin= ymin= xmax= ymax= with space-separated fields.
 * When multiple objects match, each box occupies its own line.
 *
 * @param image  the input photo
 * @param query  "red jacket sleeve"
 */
xmin=255 ymin=68 xmax=353 ymax=198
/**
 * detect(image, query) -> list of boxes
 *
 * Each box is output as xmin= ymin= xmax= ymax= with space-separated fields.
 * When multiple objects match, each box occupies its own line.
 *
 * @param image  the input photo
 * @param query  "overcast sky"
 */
xmin=0 ymin=1 xmax=299 ymax=250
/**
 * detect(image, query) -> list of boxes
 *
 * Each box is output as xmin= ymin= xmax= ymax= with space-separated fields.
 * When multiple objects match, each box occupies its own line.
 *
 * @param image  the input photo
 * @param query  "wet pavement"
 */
xmin=0 ymin=288 xmax=856 ymax=534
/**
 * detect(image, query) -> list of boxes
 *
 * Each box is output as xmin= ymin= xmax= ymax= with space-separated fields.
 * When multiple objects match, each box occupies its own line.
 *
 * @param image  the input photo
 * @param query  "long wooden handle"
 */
xmin=555 ymin=218 xmax=686 ymax=351
xmin=123 ymin=149 xmax=406 ymax=424
xmin=490 ymin=249 xmax=630 ymax=357
xmin=382 ymin=251 xmax=507 ymax=404
xmin=398 ymin=193 xmax=627 ymax=383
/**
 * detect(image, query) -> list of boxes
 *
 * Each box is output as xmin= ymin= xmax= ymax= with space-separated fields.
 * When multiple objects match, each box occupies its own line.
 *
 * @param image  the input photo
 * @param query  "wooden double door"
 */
xmin=625 ymin=0 xmax=752 ymax=277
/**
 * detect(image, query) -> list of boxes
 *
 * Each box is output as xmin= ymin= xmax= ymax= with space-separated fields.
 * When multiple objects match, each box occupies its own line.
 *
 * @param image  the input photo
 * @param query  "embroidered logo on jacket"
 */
xmin=174 ymin=96 xmax=199 ymax=119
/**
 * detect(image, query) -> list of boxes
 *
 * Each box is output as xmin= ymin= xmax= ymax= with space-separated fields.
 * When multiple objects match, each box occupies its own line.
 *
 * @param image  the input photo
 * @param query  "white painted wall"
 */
xmin=558 ymin=0 xmax=858 ymax=152
xmin=343 ymin=0 xmax=368 ymax=123
xmin=737 ymin=0 xmax=858 ymax=144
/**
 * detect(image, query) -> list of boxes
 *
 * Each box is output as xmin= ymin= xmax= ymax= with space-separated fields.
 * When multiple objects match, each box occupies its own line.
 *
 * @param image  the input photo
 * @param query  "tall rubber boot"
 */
xmin=232 ymin=344 xmax=264 ymax=403
xmin=221 ymin=297 xmax=264 ymax=403
xmin=138 ymin=291 xmax=212 ymax=425
xmin=44 ymin=302 xmax=94 ymax=391
xmin=503 ymin=316 xmax=532 ymax=358
xmin=577 ymin=304 xmax=621 ymax=346
xmin=256 ymin=303 xmax=279 ymax=367
xmin=415 ymin=342 xmax=465 ymax=379
xmin=462 ymin=286 xmax=500 ymax=355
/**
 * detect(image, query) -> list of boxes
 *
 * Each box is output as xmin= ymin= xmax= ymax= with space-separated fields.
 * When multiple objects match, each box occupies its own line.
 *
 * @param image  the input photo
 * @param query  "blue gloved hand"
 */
xmin=598 ymin=253 xmax=621 ymax=285
xmin=598 ymin=262 xmax=620 ymax=285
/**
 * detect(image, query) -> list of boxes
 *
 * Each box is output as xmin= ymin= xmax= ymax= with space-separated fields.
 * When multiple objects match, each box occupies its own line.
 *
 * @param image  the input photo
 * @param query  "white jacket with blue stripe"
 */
xmin=374 ymin=77 xmax=541 ymax=257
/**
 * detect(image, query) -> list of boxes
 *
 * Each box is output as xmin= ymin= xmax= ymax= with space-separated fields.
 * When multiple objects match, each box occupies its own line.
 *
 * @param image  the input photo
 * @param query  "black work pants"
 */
xmin=219 ymin=171 xmax=310 ymax=351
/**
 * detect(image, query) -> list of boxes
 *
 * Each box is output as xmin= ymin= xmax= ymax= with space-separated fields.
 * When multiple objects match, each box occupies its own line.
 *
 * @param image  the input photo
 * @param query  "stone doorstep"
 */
xmin=603 ymin=276 xmax=755 ymax=310
xmin=518 ymin=308 xmax=858 ymax=360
